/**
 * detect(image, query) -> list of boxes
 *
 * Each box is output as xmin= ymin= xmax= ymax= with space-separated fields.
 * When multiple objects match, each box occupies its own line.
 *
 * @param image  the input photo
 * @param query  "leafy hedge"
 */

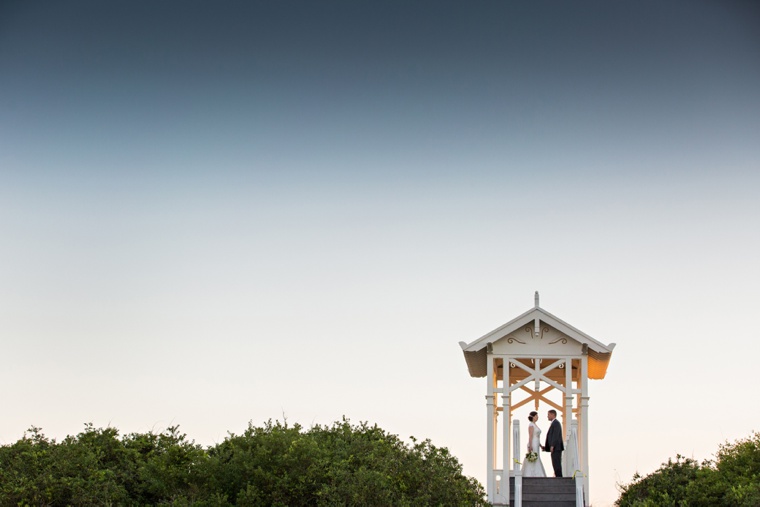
xmin=0 ymin=419 xmax=488 ymax=506
xmin=616 ymin=431 xmax=760 ymax=506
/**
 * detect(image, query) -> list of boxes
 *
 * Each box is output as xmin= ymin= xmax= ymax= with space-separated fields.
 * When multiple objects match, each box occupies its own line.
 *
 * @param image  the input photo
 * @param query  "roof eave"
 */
xmin=462 ymin=306 xmax=615 ymax=355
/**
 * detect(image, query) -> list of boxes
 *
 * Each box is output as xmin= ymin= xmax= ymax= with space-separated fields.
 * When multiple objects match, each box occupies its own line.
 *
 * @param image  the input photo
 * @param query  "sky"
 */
xmin=1 ymin=1 xmax=759 ymax=505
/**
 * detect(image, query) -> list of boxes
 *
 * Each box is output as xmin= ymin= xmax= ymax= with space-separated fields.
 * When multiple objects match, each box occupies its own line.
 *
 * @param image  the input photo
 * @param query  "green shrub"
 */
xmin=0 ymin=419 xmax=488 ymax=506
xmin=617 ymin=432 xmax=760 ymax=507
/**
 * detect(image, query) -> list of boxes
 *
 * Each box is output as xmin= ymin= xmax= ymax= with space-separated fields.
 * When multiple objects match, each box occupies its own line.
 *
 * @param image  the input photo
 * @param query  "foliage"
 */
xmin=0 ymin=419 xmax=487 ymax=506
xmin=0 ymin=424 xmax=205 ymax=506
xmin=616 ymin=431 xmax=760 ymax=507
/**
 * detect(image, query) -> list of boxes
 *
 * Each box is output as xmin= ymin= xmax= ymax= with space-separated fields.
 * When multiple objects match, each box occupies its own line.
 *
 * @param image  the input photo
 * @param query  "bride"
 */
xmin=523 ymin=411 xmax=547 ymax=477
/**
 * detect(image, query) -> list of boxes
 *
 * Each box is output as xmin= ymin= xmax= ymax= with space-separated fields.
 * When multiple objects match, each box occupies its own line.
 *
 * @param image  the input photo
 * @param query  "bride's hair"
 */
xmin=528 ymin=411 xmax=538 ymax=422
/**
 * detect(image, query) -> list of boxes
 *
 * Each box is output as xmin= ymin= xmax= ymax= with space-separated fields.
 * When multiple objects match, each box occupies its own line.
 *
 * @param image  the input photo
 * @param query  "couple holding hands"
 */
xmin=523 ymin=409 xmax=564 ymax=478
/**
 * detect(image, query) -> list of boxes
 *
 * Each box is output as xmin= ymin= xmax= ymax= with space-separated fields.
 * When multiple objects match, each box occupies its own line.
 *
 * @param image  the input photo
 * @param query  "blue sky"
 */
xmin=2 ymin=1 xmax=759 ymax=504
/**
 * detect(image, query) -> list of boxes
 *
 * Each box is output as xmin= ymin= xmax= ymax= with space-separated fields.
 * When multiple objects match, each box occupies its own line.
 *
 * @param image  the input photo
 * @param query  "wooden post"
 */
xmin=486 ymin=356 xmax=495 ymax=504
xmin=581 ymin=354 xmax=590 ymax=504
xmin=513 ymin=419 xmax=522 ymax=507
xmin=564 ymin=358 xmax=573 ymax=445
xmin=501 ymin=356 xmax=511 ymax=505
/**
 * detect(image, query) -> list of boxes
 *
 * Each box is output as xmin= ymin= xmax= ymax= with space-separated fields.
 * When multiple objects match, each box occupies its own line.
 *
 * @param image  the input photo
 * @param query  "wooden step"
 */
xmin=508 ymin=477 xmax=581 ymax=506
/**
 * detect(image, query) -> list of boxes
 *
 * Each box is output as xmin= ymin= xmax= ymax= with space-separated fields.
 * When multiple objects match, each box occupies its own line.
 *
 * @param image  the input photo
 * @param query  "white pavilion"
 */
xmin=459 ymin=293 xmax=615 ymax=506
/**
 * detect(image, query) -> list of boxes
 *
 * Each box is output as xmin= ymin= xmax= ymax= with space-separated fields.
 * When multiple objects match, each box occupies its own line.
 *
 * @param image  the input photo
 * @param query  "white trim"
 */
xmin=486 ymin=358 xmax=495 ymax=504
xmin=462 ymin=307 xmax=614 ymax=354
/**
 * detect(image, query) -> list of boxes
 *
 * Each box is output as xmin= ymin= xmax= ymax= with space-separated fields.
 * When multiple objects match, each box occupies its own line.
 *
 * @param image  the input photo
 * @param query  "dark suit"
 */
xmin=544 ymin=418 xmax=564 ymax=477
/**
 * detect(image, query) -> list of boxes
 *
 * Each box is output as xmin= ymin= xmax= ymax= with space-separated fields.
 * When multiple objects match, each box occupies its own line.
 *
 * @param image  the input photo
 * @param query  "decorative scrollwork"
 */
xmin=510 ymin=362 xmax=517 ymax=369
xmin=539 ymin=327 xmax=549 ymax=340
xmin=548 ymin=337 xmax=568 ymax=345
xmin=507 ymin=335 xmax=526 ymax=344
xmin=559 ymin=363 xmax=565 ymax=369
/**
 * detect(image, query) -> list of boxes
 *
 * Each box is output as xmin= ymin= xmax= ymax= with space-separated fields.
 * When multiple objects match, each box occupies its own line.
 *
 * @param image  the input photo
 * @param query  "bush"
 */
xmin=0 ymin=419 xmax=488 ymax=506
xmin=616 ymin=432 xmax=760 ymax=507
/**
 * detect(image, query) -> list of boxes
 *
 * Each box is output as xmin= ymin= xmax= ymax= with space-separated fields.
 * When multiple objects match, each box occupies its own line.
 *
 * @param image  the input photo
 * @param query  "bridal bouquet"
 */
xmin=525 ymin=451 xmax=538 ymax=463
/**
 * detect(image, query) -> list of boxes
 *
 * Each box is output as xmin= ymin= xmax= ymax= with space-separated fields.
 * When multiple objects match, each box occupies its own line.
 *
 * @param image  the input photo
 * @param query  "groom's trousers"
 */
xmin=551 ymin=450 xmax=562 ymax=477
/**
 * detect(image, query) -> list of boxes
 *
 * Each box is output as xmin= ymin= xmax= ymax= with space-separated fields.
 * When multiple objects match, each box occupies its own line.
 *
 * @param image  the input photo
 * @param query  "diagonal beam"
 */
xmin=538 ymin=359 xmax=564 ymax=376
xmin=509 ymin=375 xmax=536 ymax=392
xmin=508 ymin=358 xmax=569 ymax=392
xmin=516 ymin=385 xmax=563 ymax=412
xmin=511 ymin=360 xmax=534 ymax=374
xmin=534 ymin=393 xmax=562 ymax=411
xmin=511 ymin=396 xmax=535 ymax=411
xmin=522 ymin=385 xmax=555 ymax=397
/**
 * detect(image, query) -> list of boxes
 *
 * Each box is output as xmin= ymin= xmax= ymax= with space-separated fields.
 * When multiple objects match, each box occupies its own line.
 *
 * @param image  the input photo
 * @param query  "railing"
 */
xmin=564 ymin=420 xmax=585 ymax=506
xmin=492 ymin=469 xmax=503 ymax=498
xmin=512 ymin=420 xmax=522 ymax=507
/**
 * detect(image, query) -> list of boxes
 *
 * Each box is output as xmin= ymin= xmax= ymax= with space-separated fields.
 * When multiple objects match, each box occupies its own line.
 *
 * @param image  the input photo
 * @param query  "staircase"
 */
xmin=509 ymin=477 xmax=580 ymax=507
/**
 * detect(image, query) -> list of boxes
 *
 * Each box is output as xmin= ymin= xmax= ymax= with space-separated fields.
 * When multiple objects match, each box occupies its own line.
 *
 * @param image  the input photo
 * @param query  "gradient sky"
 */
xmin=2 ymin=2 xmax=760 ymax=505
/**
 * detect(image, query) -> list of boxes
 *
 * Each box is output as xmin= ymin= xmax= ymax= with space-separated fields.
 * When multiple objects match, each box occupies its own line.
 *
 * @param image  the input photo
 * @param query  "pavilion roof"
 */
xmin=459 ymin=302 xmax=616 ymax=380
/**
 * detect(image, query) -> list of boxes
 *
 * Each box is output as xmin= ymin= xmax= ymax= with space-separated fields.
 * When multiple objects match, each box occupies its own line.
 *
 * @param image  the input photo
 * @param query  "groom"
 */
xmin=543 ymin=409 xmax=564 ymax=477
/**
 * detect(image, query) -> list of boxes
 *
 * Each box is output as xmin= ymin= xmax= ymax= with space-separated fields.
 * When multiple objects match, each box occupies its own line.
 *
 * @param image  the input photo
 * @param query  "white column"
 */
xmin=581 ymin=355 xmax=590 ymax=504
xmin=513 ymin=419 xmax=522 ymax=507
xmin=571 ymin=420 xmax=584 ymax=506
xmin=564 ymin=358 xmax=573 ymax=441
xmin=501 ymin=356 xmax=510 ymax=505
xmin=486 ymin=356 xmax=495 ymax=504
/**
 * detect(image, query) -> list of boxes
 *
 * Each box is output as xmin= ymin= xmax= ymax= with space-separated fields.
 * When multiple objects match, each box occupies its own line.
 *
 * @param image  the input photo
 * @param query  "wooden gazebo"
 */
xmin=459 ymin=293 xmax=615 ymax=505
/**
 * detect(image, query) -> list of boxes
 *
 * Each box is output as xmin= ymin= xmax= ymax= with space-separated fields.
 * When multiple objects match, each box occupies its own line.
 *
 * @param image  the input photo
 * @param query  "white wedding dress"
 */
xmin=522 ymin=422 xmax=547 ymax=477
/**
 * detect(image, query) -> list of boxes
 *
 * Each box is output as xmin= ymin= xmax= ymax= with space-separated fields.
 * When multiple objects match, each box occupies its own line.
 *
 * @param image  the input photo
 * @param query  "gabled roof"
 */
xmin=459 ymin=299 xmax=616 ymax=380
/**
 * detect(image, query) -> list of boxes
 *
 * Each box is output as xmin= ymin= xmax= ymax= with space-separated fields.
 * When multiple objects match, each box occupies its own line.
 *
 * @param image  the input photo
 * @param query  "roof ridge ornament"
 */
xmin=534 ymin=291 xmax=539 ymax=308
